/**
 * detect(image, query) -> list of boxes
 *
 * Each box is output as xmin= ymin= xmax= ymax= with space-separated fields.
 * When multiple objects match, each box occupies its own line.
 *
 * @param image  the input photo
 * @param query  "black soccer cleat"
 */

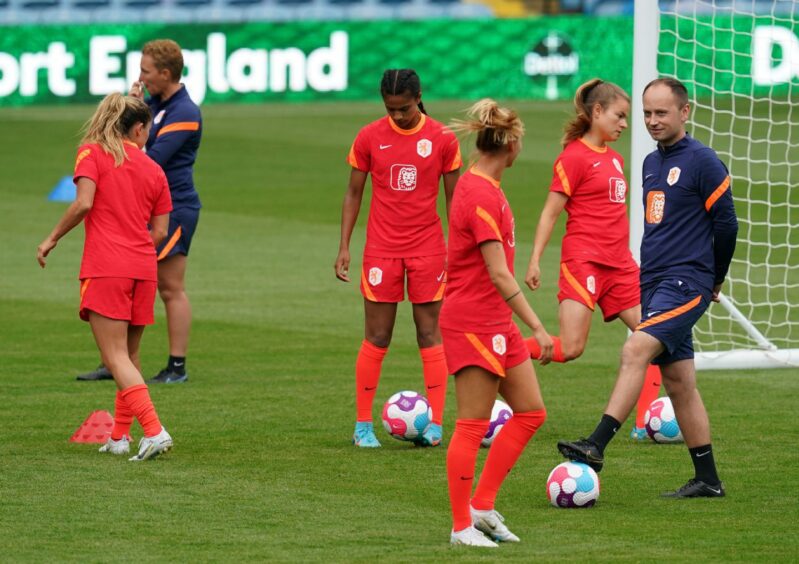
xmin=661 ymin=478 xmax=725 ymax=498
xmin=147 ymin=368 xmax=188 ymax=384
xmin=76 ymin=364 xmax=114 ymax=381
xmin=557 ymin=438 xmax=604 ymax=472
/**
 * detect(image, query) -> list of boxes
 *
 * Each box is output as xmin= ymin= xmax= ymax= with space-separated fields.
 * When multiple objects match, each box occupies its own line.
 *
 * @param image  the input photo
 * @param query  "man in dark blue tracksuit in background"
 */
xmin=558 ymin=78 xmax=738 ymax=498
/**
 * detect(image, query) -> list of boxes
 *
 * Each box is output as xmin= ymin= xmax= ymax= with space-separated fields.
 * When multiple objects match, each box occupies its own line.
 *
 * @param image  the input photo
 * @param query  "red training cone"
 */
xmin=69 ymin=410 xmax=114 ymax=443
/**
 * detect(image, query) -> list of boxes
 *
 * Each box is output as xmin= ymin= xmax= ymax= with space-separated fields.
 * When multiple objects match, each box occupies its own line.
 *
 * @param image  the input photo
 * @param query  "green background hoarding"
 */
xmin=0 ymin=15 xmax=795 ymax=107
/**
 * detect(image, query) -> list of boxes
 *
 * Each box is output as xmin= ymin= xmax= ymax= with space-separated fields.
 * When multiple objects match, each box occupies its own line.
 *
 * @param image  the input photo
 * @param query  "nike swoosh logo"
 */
xmin=174 ymin=362 xmax=184 ymax=367
xmin=427 ymin=384 xmax=442 ymax=390
xmin=379 ymin=144 xmax=392 ymax=150
xmin=436 ymin=271 xmax=445 ymax=282
xmin=460 ymin=476 xmax=473 ymax=480
xmin=696 ymin=450 xmax=711 ymax=457
xmin=364 ymin=386 xmax=376 ymax=391
xmin=708 ymin=487 xmax=721 ymax=494
xmin=593 ymin=161 xmax=601 ymax=167
xmin=647 ymin=311 xmax=661 ymax=317
xmin=645 ymin=173 xmax=655 ymax=179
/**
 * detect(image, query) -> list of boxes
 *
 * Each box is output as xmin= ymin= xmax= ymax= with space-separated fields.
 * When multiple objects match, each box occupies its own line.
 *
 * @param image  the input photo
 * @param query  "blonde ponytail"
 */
xmin=450 ymin=98 xmax=524 ymax=154
xmin=81 ymin=93 xmax=151 ymax=166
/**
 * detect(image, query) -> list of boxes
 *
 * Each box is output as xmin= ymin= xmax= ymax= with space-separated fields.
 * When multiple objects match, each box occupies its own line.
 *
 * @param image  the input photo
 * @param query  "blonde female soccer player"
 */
xmin=38 ymin=93 xmax=174 ymax=461
xmin=524 ymin=79 xmax=662 ymax=438
xmin=335 ymin=69 xmax=461 ymax=448
xmin=441 ymin=99 xmax=552 ymax=547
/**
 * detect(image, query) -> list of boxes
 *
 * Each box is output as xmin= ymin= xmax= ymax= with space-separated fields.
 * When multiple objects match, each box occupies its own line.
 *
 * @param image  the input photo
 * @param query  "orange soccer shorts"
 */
xmin=79 ymin=277 xmax=157 ymax=325
xmin=360 ymin=254 xmax=446 ymax=304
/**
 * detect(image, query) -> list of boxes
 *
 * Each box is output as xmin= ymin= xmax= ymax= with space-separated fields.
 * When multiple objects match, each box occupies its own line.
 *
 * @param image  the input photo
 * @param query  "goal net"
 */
xmin=632 ymin=0 xmax=799 ymax=370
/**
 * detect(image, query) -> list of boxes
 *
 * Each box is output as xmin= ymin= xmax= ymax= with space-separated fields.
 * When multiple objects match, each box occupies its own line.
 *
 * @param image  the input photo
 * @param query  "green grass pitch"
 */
xmin=0 ymin=101 xmax=796 ymax=562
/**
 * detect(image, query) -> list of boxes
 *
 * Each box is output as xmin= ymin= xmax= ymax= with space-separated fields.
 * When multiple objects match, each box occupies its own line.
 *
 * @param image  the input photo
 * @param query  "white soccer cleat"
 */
xmin=470 ymin=506 xmax=520 ymax=542
xmin=98 ymin=436 xmax=130 ymax=455
xmin=450 ymin=526 xmax=499 ymax=548
xmin=128 ymin=427 xmax=173 ymax=462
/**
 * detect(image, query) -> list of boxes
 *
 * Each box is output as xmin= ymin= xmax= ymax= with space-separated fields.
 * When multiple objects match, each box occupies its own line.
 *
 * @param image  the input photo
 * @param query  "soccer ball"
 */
xmin=381 ymin=391 xmax=432 ymax=441
xmin=645 ymin=396 xmax=683 ymax=443
xmin=547 ymin=461 xmax=600 ymax=508
xmin=481 ymin=399 xmax=513 ymax=447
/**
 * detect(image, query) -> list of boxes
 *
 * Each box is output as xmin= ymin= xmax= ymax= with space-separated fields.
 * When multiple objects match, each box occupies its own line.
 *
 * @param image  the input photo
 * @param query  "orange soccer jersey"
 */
xmin=348 ymin=114 xmax=461 ymax=258
xmin=439 ymin=168 xmax=516 ymax=332
xmin=550 ymin=139 xmax=635 ymax=267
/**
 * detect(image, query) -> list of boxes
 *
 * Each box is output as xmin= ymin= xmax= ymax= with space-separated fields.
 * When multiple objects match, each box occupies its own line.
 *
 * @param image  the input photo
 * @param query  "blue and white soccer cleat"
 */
xmin=352 ymin=421 xmax=381 ymax=448
xmin=414 ymin=423 xmax=442 ymax=447
xmin=630 ymin=426 xmax=648 ymax=441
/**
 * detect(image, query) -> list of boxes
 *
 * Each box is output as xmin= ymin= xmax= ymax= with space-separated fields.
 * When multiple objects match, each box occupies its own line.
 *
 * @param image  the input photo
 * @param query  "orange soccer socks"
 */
xmin=635 ymin=364 xmax=663 ymax=428
xmin=420 ymin=345 xmax=448 ymax=425
xmin=525 ymin=336 xmax=565 ymax=363
xmin=120 ymin=383 xmax=162 ymax=438
xmin=471 ymin=410 xmax=547 ymax=510
xmin=446 ymin=419 xmax=490 ymax=532
xmin=111 ymin=389 xmax=134 ymax=440
xmin=355 ymin=340 xmax=388 ymax=422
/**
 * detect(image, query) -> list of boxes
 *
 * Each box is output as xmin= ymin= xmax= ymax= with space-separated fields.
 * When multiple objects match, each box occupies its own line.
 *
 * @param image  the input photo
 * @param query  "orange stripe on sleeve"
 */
xmin=555 ymin=160 xmax=572 ymax=196
xmin=465 ymin=333 xmax=506 ymax=377
xmin=157 ymin=226 xmax=182 ymax=261
xmin=561 ymin=263 xmax=594 ymax=310
xmin=360 ymin=268 xmax=378 ymax=302
xmin=157 ymin=122 xmax=200 ymax=137
xmin=74 ymin=149 xmax=91 ymax=172
xmin=704 ymin=176 xmax=730 ymax=211
xmin=347 ymin=144 xmax=359 ymax=169
xmin=636 ymin=295 xmax=703 ymax=331
xmin=448 ymin=145 xmax=463 ymax=171
xmin=475 ymin=206 xmax=502 ymax=240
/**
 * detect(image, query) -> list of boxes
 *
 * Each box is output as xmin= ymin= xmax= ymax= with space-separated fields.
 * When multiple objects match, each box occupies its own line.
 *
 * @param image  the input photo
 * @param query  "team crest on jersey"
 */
xmin=492 ymin=335 xmax=507 ymax=356
xmin=390 ymin=164 xmax=417 ymax=191
xmin=612 ymin=157 xmax=624 ymax=174
xmin=154 ymin=110 xmax=166 ymax=125
xmin=368 ymin=267 xmax=383 ymax=286
xmin=586 ymin=275 xmax=596 ymax=295
xmin=667 ymin=167 xmax=681 ymax=186
xmin=417 ymin=139 xmax=432 ymax=158
xmin=646 ymin=191 xmax=666 ymax=224
xmin=609 ymin=178 xmax=627 ymax=203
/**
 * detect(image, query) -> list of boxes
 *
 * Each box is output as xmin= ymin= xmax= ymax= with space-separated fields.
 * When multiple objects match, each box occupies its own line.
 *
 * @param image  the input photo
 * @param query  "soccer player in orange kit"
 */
xmin=335 ymin=69 xmax=461 ymax=448
xmin=523 ymin=79 xmax=662 ymax=439
xmin=38 ymin=93 xmax=174 ymax=461
xmin=441 ymin=99 xmax=552 ymax=547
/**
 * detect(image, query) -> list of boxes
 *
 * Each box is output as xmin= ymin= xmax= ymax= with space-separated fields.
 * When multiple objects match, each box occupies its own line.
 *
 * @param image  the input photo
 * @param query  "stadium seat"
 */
xmin=21 ymin=0 xmax=59 ymax=7
xmin=276 ymin=0 xmax=312 ymax=5
xmin=123 ymin=0 xmax=161 ymax=6
xmin=227 ymin=0 xmax=263 ymax=5
xmin=72 ymin=0 xmax=111 ymax=7
xmin=176 ymin=0 xmax=212 ymax=5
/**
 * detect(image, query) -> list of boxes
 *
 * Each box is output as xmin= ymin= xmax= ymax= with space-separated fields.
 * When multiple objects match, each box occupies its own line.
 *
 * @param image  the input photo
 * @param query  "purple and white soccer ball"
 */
xmin=546 ymin=461 xmax=600 ymax=508
xmin=481 ymin=399 xmax=513 ymax=447
xmin=645 ymin=396 xmax=683 ymax=443
xmin=381 ymin=391 xmax=432 ymax=441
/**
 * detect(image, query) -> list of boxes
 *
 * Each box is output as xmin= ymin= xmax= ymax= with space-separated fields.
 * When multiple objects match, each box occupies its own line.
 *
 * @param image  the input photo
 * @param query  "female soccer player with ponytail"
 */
xmin=524 ymin=79 xmax=662 ymax=439
xmin=38 ymin=93 xmax=174 ymax=461
xmin=335 ymin=69 xmax=461 ymax=448
xmin=441 ymin=100 xmax=552 ymax=547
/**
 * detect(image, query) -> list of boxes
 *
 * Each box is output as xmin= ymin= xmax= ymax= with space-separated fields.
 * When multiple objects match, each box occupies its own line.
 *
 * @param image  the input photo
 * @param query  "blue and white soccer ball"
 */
xmin=546 ymin=461 xmax=600 ymax=508
xmin=381 ymin=391 xmax=432 ymax=441
xmin=481 ymin=399 xmax=513 ymax=447
xmin=645 ymin=396 xmax=684 ymax=443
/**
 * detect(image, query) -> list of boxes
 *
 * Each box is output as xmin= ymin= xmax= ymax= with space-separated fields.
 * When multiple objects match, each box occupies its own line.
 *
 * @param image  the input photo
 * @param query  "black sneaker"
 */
xmin=147 ymin=368 xmax=188 ymax=384
xmin=557 ymin=438 xmax=604 ymax=472
xmin=661 ymin=478 xmax=725 ymax=498
xmin=76 ymin=364 xmax=114 ymax=381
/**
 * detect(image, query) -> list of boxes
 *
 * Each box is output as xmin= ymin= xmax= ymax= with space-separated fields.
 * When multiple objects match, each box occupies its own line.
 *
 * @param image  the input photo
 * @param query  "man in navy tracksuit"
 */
xmin=558 ymin=78 xmax=738 ymax=498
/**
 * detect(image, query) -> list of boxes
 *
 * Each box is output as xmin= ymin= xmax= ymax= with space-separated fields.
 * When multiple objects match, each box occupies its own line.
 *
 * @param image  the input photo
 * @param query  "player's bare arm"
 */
xmin=335 ymin=168 xmax=368 ymax=282
xmin=526 ymin=191 xmax=568 ymax=291
xmin=37 ymin=177 xmax=97 ymax=268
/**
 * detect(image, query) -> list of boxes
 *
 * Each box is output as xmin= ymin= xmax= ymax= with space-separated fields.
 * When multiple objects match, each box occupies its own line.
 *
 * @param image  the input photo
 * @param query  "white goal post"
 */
xmin=631 ymin=0 xmax=799 ymax=370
